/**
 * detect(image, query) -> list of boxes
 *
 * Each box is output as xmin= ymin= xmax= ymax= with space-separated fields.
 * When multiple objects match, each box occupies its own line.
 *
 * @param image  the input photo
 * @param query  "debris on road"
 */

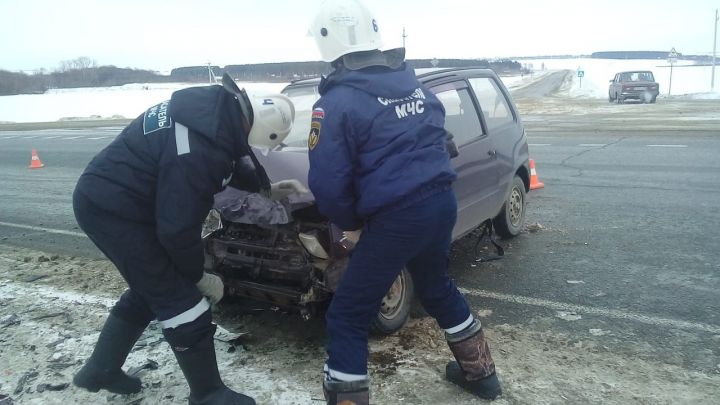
xmin=36 ymin=382 xmax=69 ymax=393
xmin=556 ymin=311 xmax=582 ymax=321
xmin=0 ymin=394 xmax=14 ymax=405
xmin=1 ymin=314 xmax=20 ymax=328
xmin=21 ymin=274 xmax=49 ymax=283
xmin=527 ymin=222 xmax=545 ymax=233
xmin=13 ymin=371 xmax=38 ymax=395
xmin=29 ymin=312 xmax=65 ymax=321
xmin=127 ymin=359 xmax=159 ymax=377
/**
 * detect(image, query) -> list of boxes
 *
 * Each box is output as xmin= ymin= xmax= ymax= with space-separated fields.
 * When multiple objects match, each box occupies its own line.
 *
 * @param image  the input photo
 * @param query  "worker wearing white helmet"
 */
xmin=308 ymin=1 xmax=502 ymax=404
xmin=71 ymin=74 xmax=294 ymax=405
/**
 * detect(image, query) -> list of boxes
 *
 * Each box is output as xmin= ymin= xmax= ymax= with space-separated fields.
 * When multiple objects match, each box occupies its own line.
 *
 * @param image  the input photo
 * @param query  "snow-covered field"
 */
xmin=0 ymin=82 xmax=287 ymax=124
xmin=521 ymin=58 xmax=719 ymax=100
xmin=0 ymin=59 xmax=717 ymax=124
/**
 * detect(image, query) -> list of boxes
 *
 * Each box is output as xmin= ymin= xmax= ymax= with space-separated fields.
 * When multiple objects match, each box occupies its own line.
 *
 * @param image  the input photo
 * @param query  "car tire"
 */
xmin=616 ymin=95 xmax=623 ymax=104
xmin=493 ymin=175 xmax=527 ymax=238
xmin=650 ymin=96 xmax=657 ymax=104
xmin=371 ymin=268 xmax=414 ymax=335
xmin=608 ymin=92 xmax=615 ymax=102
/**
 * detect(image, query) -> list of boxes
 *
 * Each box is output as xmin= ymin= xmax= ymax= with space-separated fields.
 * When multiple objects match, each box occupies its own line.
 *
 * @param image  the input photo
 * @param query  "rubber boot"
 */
xmin=445 ymin=319 xmax=502 ymax=400
xmin=73 ymin=313 xmax=147 ymax=394
xmin=166 ymin=325 xmax=255 ymax=405
xmin=323 ymin=378 xmax=369 ymax=405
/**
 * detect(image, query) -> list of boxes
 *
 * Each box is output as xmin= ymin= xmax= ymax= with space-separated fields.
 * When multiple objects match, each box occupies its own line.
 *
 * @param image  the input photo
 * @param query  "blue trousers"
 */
xmin=325 ymin=189 xmax=471 ymax=377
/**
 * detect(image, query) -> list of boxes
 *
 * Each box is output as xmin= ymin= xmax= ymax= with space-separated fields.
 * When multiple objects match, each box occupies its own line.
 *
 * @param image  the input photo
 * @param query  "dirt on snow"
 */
xmin=1 ymin=244 xmax=719 ymax=404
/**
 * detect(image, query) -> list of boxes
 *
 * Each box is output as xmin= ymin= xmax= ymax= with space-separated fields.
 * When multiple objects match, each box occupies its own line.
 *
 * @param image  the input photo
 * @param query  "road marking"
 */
xmin=0 ymin=221 xmax=87 ymax=238
xmin=647 ymin=144 xmax=688 ymax=148
xmin=87 ymin=137 xmax=106 ymax=140
xmin=0 ymin=136 xmax=19 ymax=139
xmin=62 ymin=136 xmax=83 ymax=140
xmin=43 ymin=136 xmax=62 ymax=139
xmin=579 ymin=144 xmax=607 ymax=147
xmin=460 ymin=287 xmax=720 ymax=334
xmin=529 ymin=143 xmax=551 ymax=147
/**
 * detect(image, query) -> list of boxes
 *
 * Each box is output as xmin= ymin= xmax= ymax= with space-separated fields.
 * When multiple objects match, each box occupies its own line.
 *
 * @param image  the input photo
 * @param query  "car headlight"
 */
xmin=201 ymin=209 xmax=223 ymax=239
xmin=299 ymin=232 xmax=329 ymax=259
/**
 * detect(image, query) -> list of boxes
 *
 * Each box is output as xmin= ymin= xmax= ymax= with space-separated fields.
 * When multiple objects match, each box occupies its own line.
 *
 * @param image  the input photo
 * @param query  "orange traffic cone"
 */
xmin=529 ymin=158 xmax=544 ymax=190
xmin=29 ymin=149 xmax=44 ymax=169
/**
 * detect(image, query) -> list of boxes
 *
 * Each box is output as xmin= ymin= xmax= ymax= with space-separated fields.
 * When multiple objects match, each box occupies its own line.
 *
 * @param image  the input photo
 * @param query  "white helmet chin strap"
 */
xmin=221 ymin=73 xmax=253 ymax=128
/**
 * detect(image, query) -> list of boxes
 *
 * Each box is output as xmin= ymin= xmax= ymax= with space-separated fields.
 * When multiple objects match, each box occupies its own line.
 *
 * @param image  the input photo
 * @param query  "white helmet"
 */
xmin=221 ymin=74 xmax=294 ymax=150
xmin=310 ymin=0 xmax=383 ymax=63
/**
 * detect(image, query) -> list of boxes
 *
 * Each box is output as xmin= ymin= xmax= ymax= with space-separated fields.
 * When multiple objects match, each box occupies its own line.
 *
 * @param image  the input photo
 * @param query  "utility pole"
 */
xmin=402 ymin=27 xmax=407 ymax=48
xmin=712 ymin=8 xmax=718 ymax=91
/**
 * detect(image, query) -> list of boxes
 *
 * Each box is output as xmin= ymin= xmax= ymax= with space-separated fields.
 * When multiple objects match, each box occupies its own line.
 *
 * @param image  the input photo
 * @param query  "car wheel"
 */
xmin=371 ymin=268 xmax=414 ymax=335
xmin=650 ymin=96 xmax=657 ymax=104
xmin=493 ymin=175 xmax=527 ymax=238
xmin=608 ymin=92 xmax=614 ymax=102
xmin=616 ymin=95 xmax=623 ymax=104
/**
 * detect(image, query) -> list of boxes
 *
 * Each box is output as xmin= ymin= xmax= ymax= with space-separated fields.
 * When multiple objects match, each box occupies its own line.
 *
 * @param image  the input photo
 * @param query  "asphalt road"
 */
xmin=511 ymin=70 xmax=571 ymax=100
xmin=1 ymin=80 xmax=719 ymax=379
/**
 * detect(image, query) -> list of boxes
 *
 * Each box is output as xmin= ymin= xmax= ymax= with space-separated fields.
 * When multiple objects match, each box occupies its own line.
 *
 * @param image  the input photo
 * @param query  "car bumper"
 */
xmin=620 ymin=90 xmax=659 ymax=99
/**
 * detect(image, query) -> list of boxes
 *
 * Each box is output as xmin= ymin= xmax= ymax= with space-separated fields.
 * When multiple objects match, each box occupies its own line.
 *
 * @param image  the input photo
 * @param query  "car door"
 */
xmin=427 ymin=80 xmax=500 ymax=239
xmin=467 ymin=76 xmax=523 ymax=215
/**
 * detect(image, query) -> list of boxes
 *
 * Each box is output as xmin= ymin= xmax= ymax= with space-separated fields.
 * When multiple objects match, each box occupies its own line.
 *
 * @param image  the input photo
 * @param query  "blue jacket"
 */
xmin=75 ymin=85 xmax=269 ymax=282
xmin=308 ymin=63 xmax=457 ymax=231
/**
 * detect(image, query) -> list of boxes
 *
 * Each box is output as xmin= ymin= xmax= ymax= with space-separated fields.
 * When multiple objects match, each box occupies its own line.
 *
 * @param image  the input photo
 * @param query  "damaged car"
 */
xmin=203 ymin=68 xmax=531 ymax=334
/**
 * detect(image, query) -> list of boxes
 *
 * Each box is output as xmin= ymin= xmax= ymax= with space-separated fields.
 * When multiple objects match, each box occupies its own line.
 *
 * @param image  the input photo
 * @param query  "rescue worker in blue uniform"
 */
xmin=71 ymin=75 xmax=296 ymax=405
xmin=308 ymin=1 xmax=502 ymax=403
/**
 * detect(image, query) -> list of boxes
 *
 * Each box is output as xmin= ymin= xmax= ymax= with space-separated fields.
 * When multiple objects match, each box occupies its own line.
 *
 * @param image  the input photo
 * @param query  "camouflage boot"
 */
xmin=445 ymin=319 xmax=502 ymax=400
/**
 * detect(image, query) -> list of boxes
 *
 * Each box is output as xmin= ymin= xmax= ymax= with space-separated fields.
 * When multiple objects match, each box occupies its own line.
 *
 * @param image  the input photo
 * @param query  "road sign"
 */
xmin=577 ymin=70 xmax=585 ymax=78
xmin=668 ymin=48 xmax=679 ymax=97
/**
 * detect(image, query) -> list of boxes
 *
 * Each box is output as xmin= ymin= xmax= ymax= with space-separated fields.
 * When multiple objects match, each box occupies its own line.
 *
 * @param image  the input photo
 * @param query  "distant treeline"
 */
xmin=171 ymin=59 xmax=522 ymax=82
xmin=1 ymin=57 xmax=521 ymax=96
xmin=592 ymin=51 xmax=714 ymax=63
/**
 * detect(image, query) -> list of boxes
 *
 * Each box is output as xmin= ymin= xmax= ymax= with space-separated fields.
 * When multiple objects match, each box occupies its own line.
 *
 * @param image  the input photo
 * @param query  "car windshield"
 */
xmin=282 ymin=84 xmax=321 ymax=148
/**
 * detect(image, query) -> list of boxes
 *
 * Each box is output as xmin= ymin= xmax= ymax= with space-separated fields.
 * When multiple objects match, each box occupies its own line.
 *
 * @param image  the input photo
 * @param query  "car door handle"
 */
xmin=488 ymin=149 xmax=497 ymax=157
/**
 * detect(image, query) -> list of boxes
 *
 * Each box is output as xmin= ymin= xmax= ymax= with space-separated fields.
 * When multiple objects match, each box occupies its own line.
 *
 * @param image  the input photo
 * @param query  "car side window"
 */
xmin=469 ymin=77 xmax=514 ymax=133
xmin=432 ymin=86 xmax=484 ymax=146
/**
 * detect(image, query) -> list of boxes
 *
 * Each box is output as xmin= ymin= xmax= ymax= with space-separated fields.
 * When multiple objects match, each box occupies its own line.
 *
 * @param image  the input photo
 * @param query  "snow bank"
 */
xmin=0 ymin=81 xmax=288 ymax=123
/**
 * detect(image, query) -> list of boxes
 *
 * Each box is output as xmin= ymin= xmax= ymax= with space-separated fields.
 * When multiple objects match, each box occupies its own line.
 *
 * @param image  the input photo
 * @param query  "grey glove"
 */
xmin=195 ymin=272 xmax=224 ymax=305
xmin=269 ymin=179 xmax=310 ymax=200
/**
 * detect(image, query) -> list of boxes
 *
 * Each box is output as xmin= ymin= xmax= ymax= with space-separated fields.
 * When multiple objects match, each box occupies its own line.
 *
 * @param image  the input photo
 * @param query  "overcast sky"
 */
xmin=0 ymin=0 xmax=717 ymax=73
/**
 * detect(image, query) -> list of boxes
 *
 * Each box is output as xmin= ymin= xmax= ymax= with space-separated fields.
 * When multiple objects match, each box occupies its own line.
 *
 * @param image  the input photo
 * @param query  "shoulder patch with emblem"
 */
xmin=143 ymin=100 xmax=172 ymax=135
xmin=308 ymin=108 xmax=324 ymax=150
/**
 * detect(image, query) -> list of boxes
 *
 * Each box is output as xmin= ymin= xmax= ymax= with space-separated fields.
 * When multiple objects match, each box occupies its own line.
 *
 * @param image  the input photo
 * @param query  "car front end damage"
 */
xmin=203 ymin=191 xmax=351 ymax=320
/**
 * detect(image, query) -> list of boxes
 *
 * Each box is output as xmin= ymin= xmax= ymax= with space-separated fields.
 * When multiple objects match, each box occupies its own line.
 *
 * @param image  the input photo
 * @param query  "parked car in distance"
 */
xmin=608 ymin=71 xmax=659 ymax=104
xmin=204 ymin=68 xmax=531 ymax=335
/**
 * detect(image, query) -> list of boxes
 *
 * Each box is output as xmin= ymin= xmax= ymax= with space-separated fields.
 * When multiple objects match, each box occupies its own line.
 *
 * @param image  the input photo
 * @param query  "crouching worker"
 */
xmin=71 ymin=75 xmax=294 ymax=405
xmin=308 ymin=1 xmax=502 ymax=403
